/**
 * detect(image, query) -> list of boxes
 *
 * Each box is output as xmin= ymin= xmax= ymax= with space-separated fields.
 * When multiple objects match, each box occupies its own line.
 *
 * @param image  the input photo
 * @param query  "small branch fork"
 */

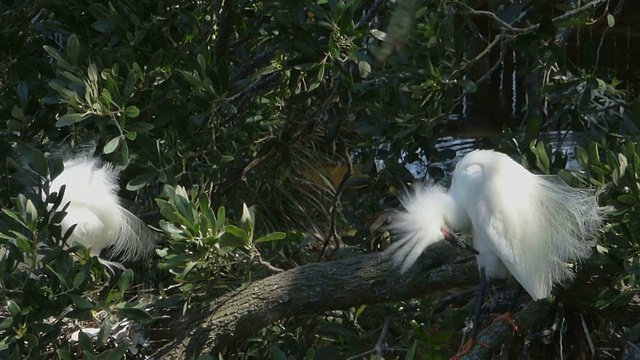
xmin=453 ymin=0 xmax=610 ymax=84
xmin=457 ymin=0 xmax=609 ymax=35
xmin=346 ymin=316 xmax=393 ymax=360
xmin=317 ymin=144 xmax=354 ymax=261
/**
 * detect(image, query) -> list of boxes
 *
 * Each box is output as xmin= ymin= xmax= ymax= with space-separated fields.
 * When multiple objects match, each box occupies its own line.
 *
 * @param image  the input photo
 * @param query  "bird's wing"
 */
xmin=468 ymin=173 xmax=601 ymax=300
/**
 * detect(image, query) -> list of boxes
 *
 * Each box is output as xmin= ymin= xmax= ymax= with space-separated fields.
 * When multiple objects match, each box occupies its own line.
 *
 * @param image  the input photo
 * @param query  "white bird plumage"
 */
xmin=386 ymin=149 xmax=604 ymax=300
xmin=49 ymin=156 xmax=156 ymax=269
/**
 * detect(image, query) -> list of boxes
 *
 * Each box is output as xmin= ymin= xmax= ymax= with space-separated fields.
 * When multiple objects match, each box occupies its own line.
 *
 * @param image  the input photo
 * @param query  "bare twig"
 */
xmin=221 ymin=72 xmax=282 ymax=127
xmin=454 ymin=0 xmax=609 ymax=88
xmin=461 ymin=8 xmax=526 ymax=33
xmin=317 ymin=144 xmax=353 ymax=261
xmin=254 ymin=250 xmax=285 ymax=274
xmin=474 ymin=39 xmax=507 ymax=86
xmin=458 ymin=0 xmax=609 ymax=35
xmin=346 ymin=316 xmax=393 ymax=360
xmin=230 ymin=46 xmax=279 ymax=82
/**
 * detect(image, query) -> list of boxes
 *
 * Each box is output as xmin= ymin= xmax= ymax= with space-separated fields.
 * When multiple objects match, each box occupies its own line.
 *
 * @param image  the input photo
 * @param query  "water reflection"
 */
xmin=406 ymin=131 xmax=585 ymax=181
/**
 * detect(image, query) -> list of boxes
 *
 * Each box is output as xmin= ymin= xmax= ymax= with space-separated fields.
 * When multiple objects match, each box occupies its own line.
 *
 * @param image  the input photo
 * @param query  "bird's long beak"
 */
xmin=442 ymin=228 xmax=479 ymax=255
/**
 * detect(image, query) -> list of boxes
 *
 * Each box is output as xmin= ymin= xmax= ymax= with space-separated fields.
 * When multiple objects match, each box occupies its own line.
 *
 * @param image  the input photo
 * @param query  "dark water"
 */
xmin=446 ymin=0 xmax=640 ymax=136
xmin=428 ymin=0 xmax=639 ymax=173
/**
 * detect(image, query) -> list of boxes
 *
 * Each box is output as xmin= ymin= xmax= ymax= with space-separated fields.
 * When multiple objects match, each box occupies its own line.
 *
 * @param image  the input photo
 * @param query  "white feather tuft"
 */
xmin=49 ymin=156 xmax=155 ymax=269
xmin=385 ymin=184 xmax=470 ymax=273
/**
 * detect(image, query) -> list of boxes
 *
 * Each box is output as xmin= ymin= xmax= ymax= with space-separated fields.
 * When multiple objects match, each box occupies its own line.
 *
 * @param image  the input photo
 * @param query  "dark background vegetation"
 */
xmin=0 ymin=0 xmax=639 ymax=359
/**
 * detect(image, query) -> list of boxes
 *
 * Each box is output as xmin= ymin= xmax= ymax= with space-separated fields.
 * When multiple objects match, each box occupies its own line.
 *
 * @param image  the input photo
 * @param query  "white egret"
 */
xmin=386 ymin=149 xmax=604 ymax=357
xmin=49 ymin=156 xmax=156 ymax=270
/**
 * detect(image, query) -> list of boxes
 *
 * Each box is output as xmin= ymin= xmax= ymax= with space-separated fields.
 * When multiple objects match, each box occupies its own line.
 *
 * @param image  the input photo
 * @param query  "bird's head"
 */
xmin=386 ymin=184 xmax=468 ymax=272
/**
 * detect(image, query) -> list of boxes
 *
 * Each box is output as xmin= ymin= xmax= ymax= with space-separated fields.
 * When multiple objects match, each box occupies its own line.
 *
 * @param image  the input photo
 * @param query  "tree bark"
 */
xmin=153 ymin=244 xmax=477 ymax=358
xmin=152 ymin=243 xmax=640 ymax=359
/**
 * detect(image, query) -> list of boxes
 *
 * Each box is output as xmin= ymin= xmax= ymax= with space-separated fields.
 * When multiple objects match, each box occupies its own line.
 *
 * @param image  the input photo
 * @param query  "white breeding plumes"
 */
xmin=386 ymin=149 xmax=604 ymax=300
xmin=49 ymin=156 xmax=155 ymax=269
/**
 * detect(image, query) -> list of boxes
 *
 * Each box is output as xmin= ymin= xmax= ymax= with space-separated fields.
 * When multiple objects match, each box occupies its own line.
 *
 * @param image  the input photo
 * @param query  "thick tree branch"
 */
xmin=462 ymin=300 xmax=556 ymax=359
xmin=152 ymin=243 xmax=640 ymax=359
xmin=153 ymin=244 xmax=478 ymax=358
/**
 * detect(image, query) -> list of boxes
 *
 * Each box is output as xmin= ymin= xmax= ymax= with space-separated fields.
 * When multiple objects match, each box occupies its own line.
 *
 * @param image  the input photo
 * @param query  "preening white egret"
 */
xmin=386 ymin=149 xmax=604 ymax=357
xmin=49 ymin=156 xmax=156 ymax=270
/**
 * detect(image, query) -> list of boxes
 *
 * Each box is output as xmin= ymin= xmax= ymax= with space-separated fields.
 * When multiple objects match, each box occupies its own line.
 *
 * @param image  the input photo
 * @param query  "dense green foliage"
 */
xmin=0 ymin=0 xmax=639 ymax=358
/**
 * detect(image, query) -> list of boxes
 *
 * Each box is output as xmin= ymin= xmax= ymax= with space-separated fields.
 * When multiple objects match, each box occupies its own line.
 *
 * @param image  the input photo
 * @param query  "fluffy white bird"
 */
xmin=387 ymin=149 xmax=603 ymax=299
xmin=386 ymin=149 xmax=604 ymax=357
xmin=48 ymin=156 xmax=155 ymax=270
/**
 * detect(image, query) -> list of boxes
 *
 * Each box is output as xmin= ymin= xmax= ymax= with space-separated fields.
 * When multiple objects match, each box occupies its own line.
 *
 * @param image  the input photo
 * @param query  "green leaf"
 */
xmin=370 ymin=29 xmax=386 ymax=41
xmin=103 ymin=342 xmax=130 ymax=360
xmin=43 ymin=45 xmax=72 ymax=68
xmin=0 ymin=317 xmax=13 ymax=330
xmin=617 ymin=194 xmax=636 ymax=205
xmin=219 ymin=228 xmax=248 ymax=249
xmin=103 ymin=137 xmax=121 ymax=154
xmin=32 ymin=148 xmax=48 ymax=177
xmin=126 ymin=170 xmax=158 ymax=191
xmin=458 ymin=78 xmax=478 ymax=93
xmin=45 ymin=264 xmax=69 ymax=287
xmin=7 ymin=300 xmax=20 ymax=317
xmin=270 ymin=346 xmax=287 ymax=360
xmin=96 ymin=320 xmax=111 ymax=348
xmin=56 ymin=348 xmax=73 ymax=360
xmin=91 ymin=20 xmax=114 ymax=33
xmin=124 ymin=131 xmax=137 ymax=140
xmin=126 ymin=122 xmax=155 ymax=133
xmin=124 ymin=106 xmax=140 ymax=118
xmin=16 ymin=82 xmax=28 ymax=109
xmin=68 ymin=294 xmax=94 ymax=309
xmin=56 ymin=113 xmax=88 ymax=127
xmin=123 ymin=70 xmax=136 ymax=100
xmin=6 ymin=119 xmax=23 ymax=131
xmin=575 ymin=146 xmax=589 ymax=168
xmin=87 ymin=63 xmax=98 ymax=83
xmin=72 ymin=271 xmax=86 ymax=288
xmin=116 ymin=306 xmax=153 ymax=324
xmin=197 ymin=53 xmax=207 ymax=72
xmin=117 ymin=269 xmax=134 ymax=296
xmin=404 ymin=341 xmax=416 ymax=360
xmin=254 ymin=232 xmax=286 ymax=243
xmin=66 ymin=34 xmax=80 ymax=65
xmin=11 ymin=105 xmax=25 ymax=121
xmin=224 ymin=225 xmax=248 ymax=239
xmin=607 ymin=14 xmax=615 ymax=28
xmin=100 ymin=88 xmax=113 ymax=105
xmin=358 ymin=61 xmax=371 ymax=78
xmin=77 ymin=330 xmax=93 ymax=353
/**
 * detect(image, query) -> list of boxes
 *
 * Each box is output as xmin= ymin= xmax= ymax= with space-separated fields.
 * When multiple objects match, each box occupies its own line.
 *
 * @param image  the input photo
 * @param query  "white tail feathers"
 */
xmin=49 ymin=156 xmax=155 ymax=269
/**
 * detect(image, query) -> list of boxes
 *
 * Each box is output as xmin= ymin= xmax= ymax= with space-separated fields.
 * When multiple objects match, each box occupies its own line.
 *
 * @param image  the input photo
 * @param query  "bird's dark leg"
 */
xmin=470 ymin=267 xmax=488 ymax=340
xmin=450 ymin=268 xmax=490 ymax=360
xmin=508 ymin=285 xmax=523 ymax=312
xmin=491 ymin=284 xmax=522 ymax=333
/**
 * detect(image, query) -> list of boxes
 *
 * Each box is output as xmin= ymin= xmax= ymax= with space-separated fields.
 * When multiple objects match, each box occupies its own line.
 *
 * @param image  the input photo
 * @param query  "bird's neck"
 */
xmin=440 ymin=192 xmax=471 ymax=232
